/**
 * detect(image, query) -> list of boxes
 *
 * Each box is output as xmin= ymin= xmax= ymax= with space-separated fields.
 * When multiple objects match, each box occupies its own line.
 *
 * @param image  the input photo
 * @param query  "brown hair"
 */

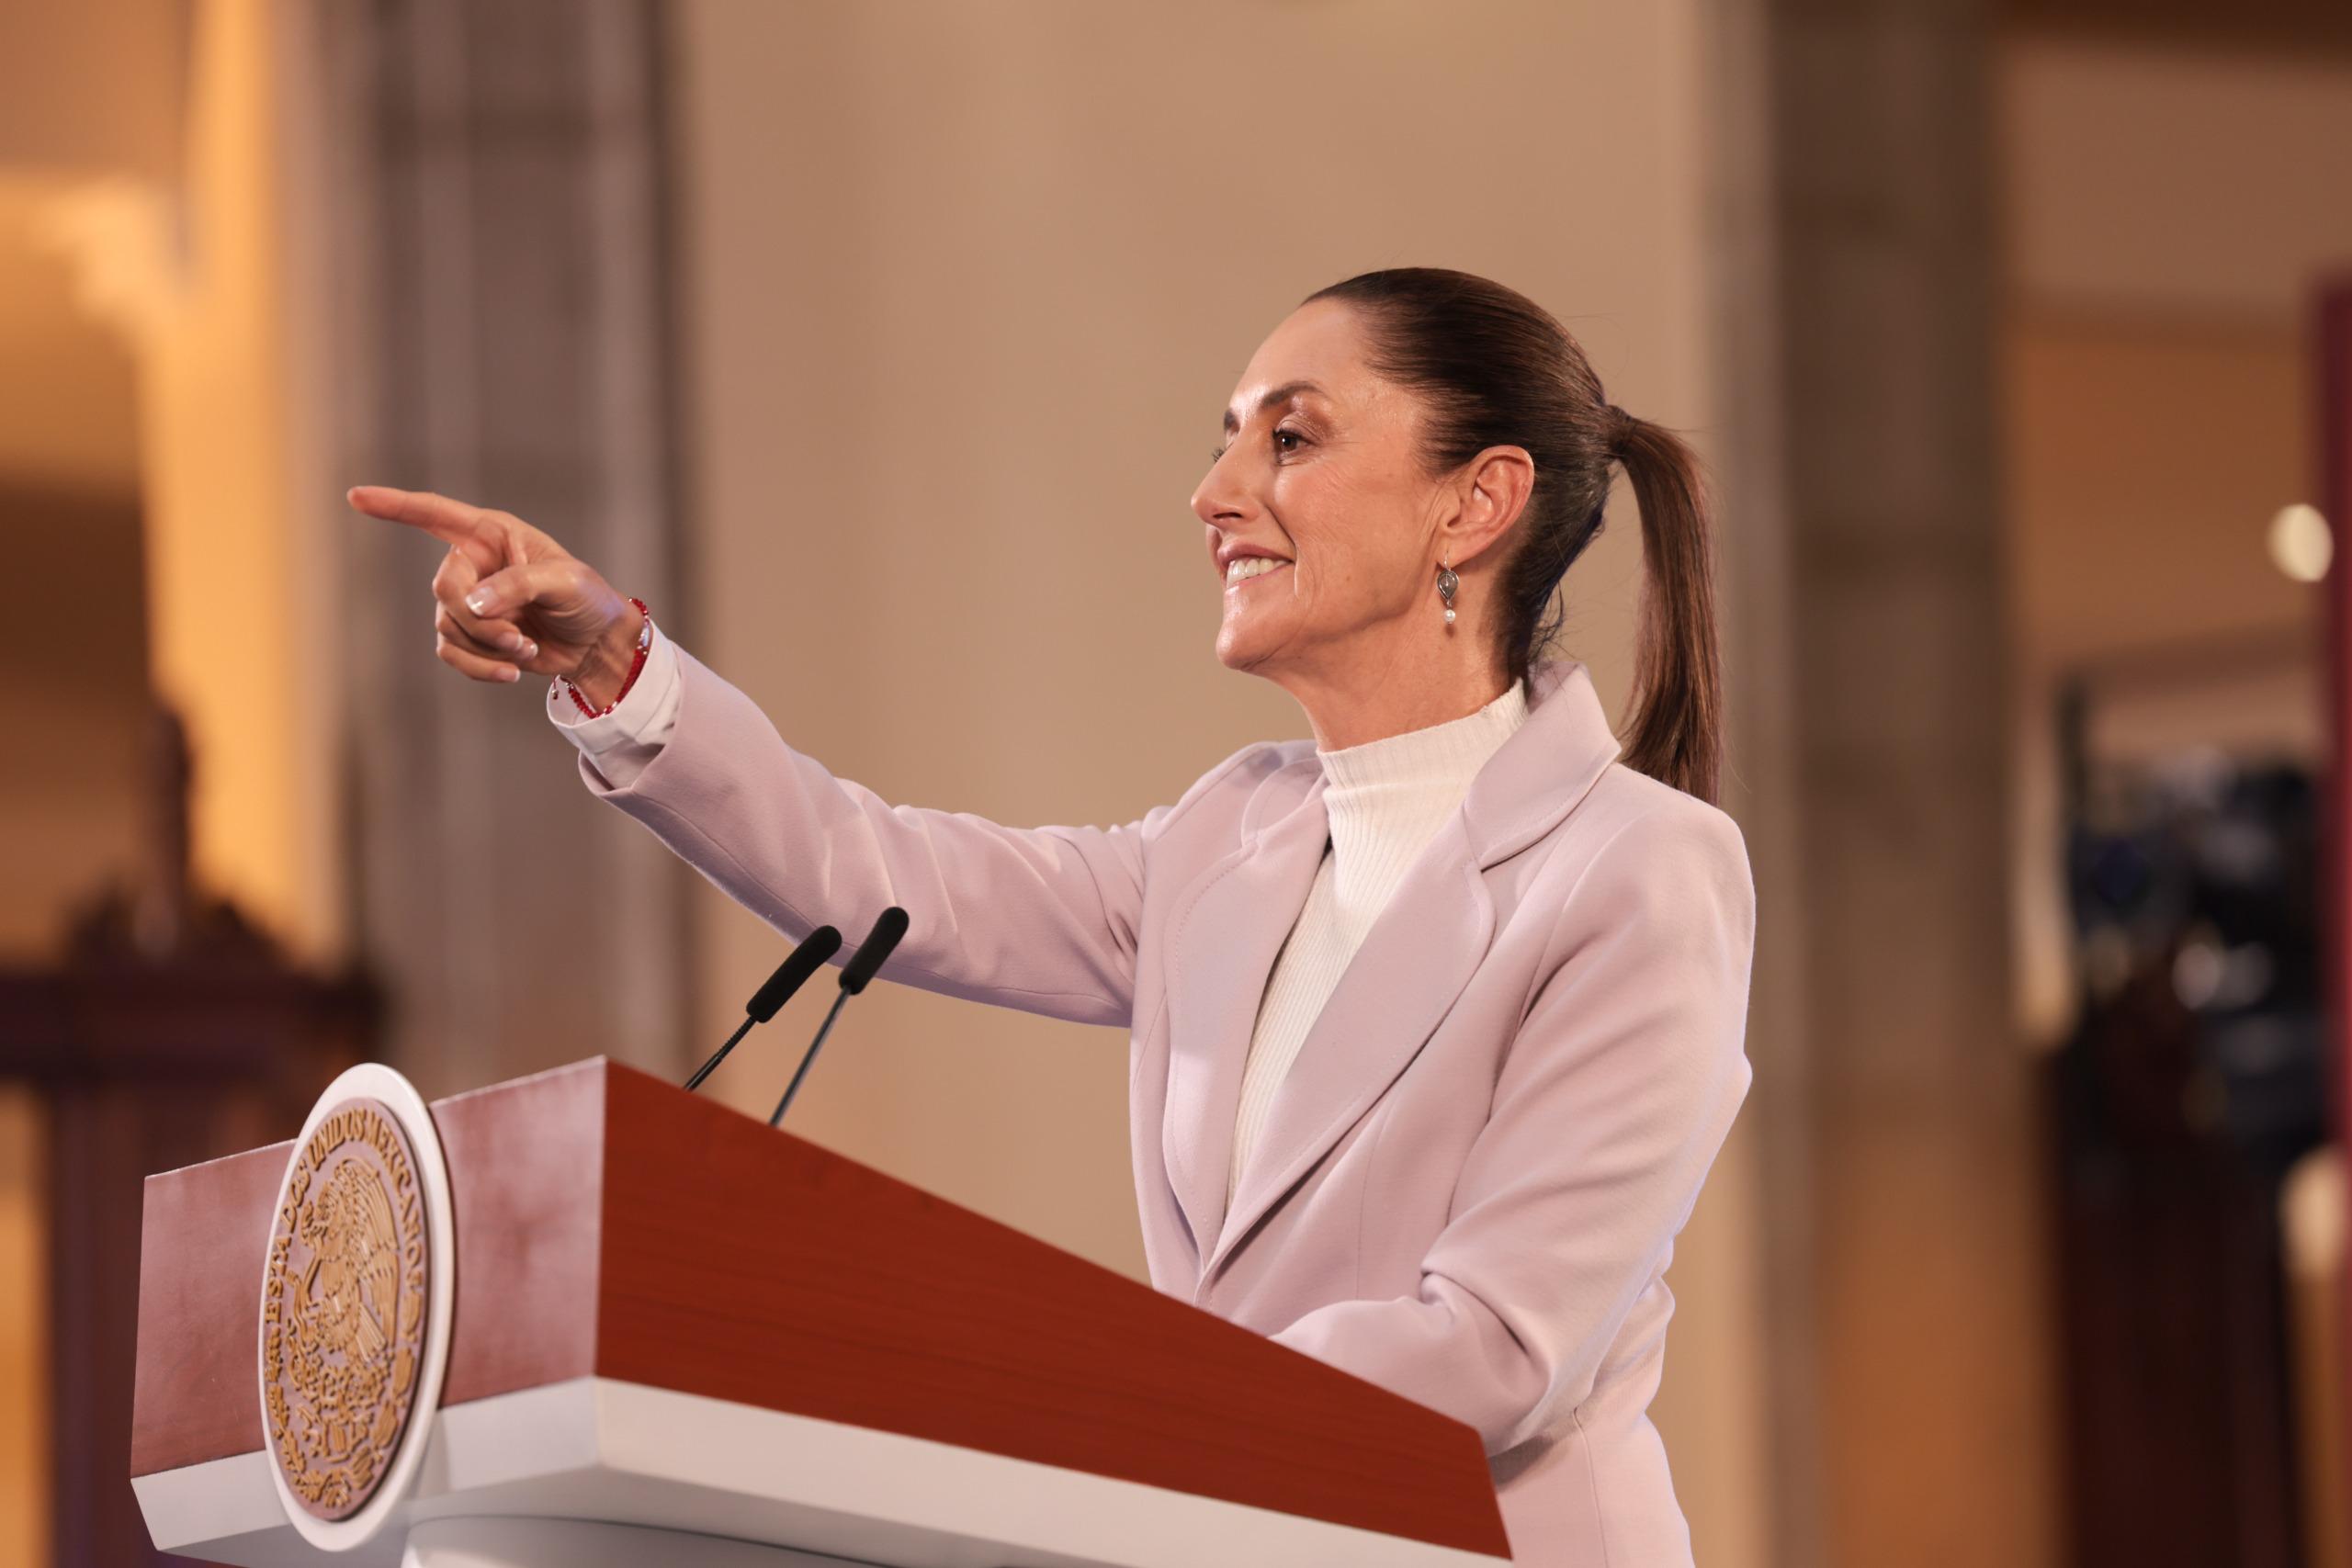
xmin=1302 ymin=267 xmax=1725 ymax=805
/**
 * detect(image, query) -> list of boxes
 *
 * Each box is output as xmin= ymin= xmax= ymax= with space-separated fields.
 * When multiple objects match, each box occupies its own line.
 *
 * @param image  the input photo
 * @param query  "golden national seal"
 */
xmin=258 ymin=1097 xmax=430 ymax=1520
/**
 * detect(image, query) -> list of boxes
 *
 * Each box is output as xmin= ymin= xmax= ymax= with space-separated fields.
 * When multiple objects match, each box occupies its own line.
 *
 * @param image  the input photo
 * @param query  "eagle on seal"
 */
xmin=299 ymin=1156 xmax=401 ymax=1362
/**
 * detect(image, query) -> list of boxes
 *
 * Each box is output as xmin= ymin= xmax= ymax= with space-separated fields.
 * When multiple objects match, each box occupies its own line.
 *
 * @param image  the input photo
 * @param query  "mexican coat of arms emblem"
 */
xmin=259 ymin=1093 xmax=434 ymax=1523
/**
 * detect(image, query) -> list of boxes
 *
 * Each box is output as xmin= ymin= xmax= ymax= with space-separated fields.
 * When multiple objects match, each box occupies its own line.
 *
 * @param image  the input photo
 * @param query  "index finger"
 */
xmin=346 ymin=485 xmax=492 ymax=547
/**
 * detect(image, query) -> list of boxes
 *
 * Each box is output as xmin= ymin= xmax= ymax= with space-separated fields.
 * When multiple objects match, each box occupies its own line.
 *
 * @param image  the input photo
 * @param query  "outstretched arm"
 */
xmin=584 ymin=641 xmax=1264 ymax=1027
xmin=347 ymin=484 xmax=1263 ymax=1030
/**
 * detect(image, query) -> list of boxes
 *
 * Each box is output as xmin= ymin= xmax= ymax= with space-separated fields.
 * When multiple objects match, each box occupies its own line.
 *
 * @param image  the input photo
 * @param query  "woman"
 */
xmin=350 ymin=266 xmax=1756 ymax=1566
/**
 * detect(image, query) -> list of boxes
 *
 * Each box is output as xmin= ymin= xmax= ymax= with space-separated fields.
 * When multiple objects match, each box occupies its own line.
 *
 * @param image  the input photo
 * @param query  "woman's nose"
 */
xmin=1191 ymin=453 xmax=1249 ymax=527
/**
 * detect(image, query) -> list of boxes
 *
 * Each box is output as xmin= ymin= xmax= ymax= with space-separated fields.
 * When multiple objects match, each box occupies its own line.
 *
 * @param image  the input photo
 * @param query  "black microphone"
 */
xmin=684 ymin=926 xmax=842 ymax=1092
xmin=769 ymin=906 xmax=910 ymax=1128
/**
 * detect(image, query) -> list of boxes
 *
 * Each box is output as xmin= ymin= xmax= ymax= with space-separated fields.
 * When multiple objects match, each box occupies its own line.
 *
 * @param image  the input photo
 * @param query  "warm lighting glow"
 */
xmin=2267 ymin=502 xmax=2331 ymax=583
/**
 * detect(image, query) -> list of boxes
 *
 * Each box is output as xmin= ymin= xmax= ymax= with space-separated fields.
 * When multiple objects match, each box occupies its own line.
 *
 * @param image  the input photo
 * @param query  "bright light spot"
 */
xmin=2173 ymin=939 xmax=2223 ymax=1010
xmin=2268 ymin=502 xmax=2331 ymax=583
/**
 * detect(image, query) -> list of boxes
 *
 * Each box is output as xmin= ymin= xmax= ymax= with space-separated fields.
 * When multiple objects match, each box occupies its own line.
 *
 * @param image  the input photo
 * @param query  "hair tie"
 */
xmin=1604 ymin=402 xmax=1633 ymax=456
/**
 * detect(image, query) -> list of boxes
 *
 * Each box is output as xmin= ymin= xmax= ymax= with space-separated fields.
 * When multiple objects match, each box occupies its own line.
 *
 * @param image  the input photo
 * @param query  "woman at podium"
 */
xmin=349 ymin=265 xmax=1757 ymax=1568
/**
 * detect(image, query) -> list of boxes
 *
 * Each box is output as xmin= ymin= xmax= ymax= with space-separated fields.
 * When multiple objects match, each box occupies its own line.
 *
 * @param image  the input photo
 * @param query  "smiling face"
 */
xmin=1190 ymin=298 xmax=1452 ymax=686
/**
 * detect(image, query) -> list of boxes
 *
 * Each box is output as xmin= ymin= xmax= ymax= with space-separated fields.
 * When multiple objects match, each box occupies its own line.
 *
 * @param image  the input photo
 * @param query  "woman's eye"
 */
xmin=1208 ymin=429 xmax=1303 ymax=467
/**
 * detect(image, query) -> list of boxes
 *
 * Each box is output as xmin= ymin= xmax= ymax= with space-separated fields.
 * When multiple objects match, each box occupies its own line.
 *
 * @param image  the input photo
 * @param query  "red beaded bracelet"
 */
xmin=558 ymin=597 xmax=652 ymax=718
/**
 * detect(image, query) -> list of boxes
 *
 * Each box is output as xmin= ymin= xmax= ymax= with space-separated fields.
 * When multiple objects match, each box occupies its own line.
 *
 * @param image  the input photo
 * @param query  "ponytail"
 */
xmin=1303 ymin=266 xmax=1728 ymax=804
xmin=1611 ymin=409 xmax=1724 ymax=805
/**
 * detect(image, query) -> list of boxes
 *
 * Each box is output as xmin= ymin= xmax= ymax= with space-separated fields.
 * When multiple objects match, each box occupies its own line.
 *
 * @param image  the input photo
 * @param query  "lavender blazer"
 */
xmin=582 ymin=648 xmax=1758 ymax=1567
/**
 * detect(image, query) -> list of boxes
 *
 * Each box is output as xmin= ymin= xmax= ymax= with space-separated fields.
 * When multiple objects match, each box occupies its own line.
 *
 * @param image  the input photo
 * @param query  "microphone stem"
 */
xmin=684 ymin=1014 xmax=756 ymax=1093
xmin=771 ymin=990 xmax=850 ymax=1128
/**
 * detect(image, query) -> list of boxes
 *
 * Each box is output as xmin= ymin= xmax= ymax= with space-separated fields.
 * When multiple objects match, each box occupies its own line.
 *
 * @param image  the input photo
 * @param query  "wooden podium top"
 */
xmin=133 ymin=1057 xmax=1510 ymax=1562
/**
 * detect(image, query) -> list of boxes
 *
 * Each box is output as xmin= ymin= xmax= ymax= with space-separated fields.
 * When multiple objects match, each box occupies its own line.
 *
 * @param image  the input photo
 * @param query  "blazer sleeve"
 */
xmin=1267 ymin=799 xmax=1758 ymax=1455
xmin=579 ymin=644 xmax=1266 ymax=1029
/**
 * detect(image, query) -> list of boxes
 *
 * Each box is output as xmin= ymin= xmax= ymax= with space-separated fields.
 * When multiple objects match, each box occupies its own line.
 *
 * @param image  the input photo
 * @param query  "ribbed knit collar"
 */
xmin=1315 ymin=679 xmax=1532 ymax=796
xmin=1309 ymin=679 xmax=1532 ymax=902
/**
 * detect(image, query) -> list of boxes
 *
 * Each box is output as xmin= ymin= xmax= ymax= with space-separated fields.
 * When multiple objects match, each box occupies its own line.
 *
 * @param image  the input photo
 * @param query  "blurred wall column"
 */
xmin=305 ymin=0 xmax=691 ymax=1093
xmin=36 ymin=0 xmax=338 ymax=959
xmin=1766 ymin=1 xmax=2062 ymax=1564
xmin=2324 ymin=276 xmax=2352 ymax=1541
xmin=1703 ymin=0 xmax=1830 ymax=1563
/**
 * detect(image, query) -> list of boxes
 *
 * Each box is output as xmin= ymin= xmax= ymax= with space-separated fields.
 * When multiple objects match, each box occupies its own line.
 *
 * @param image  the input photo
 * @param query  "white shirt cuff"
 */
xmin=548 ymin=618 xmax=682 ymax=788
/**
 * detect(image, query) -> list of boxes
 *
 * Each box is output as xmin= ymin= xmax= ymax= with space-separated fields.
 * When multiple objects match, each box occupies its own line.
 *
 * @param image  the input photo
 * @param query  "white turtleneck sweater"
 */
xmin=548 ymin=631 xmax=1532 ymax=1202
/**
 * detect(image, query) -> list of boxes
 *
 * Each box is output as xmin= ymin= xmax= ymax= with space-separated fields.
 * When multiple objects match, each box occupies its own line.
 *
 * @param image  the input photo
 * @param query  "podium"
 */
xmin=130 ymin=1058 xmax=1514 ymax=1566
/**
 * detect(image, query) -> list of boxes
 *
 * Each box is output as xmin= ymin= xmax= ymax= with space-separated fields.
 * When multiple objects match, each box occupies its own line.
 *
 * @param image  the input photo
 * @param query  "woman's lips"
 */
xmin=1225 ymin=560 xmax=1292 ymax=591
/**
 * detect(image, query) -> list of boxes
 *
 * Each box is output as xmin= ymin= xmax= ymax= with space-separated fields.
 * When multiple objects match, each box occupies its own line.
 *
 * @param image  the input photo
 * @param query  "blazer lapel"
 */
xmin=1204 ymin=810 xmax=1493 ymax=1285
xmin=1159 ymin=758 xmax=1330 ymax=1263
xmin=1188 ymin=657 xmax=1626 ymax=1290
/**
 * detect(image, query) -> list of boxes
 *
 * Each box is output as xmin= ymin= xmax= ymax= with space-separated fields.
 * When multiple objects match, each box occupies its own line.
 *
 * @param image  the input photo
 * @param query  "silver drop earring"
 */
xmin=1437 ymin=554 xmax=1458 ymax=626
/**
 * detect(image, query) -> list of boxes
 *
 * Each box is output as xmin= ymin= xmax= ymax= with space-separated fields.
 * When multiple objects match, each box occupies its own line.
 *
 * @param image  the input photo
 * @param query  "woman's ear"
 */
xmin=1447 ymin=445 xmax=1535 ymax=568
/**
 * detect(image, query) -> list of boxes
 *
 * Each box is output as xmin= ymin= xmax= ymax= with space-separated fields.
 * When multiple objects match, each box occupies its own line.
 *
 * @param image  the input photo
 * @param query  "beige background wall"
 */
xmin=663 ymin=3 xmax=1770 ymax=1562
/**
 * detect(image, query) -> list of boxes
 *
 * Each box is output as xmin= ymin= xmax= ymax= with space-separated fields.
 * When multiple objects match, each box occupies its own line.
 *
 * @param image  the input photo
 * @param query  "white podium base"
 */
xmin=136 ymin=1375 xmax=1503 ymax=1566
xmin=402 ymin=1517 xmax=860 ymax=1567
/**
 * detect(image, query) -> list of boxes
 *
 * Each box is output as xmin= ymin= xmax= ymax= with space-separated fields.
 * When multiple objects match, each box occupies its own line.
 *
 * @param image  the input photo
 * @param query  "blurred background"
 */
xmin=1 ymin=1 xmax=2347 ymax=1564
